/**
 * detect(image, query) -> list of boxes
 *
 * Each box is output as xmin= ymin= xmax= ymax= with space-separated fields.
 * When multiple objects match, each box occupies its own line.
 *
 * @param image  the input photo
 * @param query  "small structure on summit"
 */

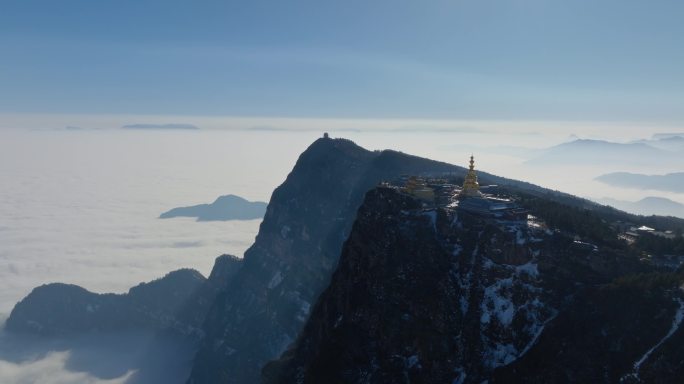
xmin=402 ymin=176 xmax=435 ymax=203
xmin=459 ymin=155 xmax=483 ymax=198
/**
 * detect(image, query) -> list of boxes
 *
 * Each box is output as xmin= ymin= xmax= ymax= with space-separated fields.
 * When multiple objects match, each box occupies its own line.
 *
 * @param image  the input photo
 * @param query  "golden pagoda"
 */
xmin=459 ymin=155 xmax=483 ymax=198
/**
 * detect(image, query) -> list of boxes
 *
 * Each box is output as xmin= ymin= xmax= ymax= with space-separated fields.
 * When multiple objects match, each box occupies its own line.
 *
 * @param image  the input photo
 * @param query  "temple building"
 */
xmin=403 ymin=176 xmax=435 ymax=202
xmin=391 ymin=155 xmax=527 ymax=221
xmin=456 ymin=156 xmax=528 ymax=221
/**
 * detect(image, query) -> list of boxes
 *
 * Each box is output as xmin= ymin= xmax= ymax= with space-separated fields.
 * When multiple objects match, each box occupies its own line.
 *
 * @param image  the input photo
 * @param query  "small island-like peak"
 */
xmin=160 ymin=194 xmax=267 ymax=221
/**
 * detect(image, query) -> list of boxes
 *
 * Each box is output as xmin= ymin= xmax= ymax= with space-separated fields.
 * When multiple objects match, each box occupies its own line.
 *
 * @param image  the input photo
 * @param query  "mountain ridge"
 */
xmin=190 ymin=137 xmax=684 ymax=383
xmin=6 ymin=136 xmax=684 ymax=384
xmin=526 ymin=139 xmax=678 ymax=166
xmin=597 ymin=196 xmax=684 ymax=219
xmin=262 ymin=186 xmax=681 ymax=383
xmin=5 ymin=255 xmax=242 ymax=337
xmin=596 ymin=172 xmax=684 ymax=194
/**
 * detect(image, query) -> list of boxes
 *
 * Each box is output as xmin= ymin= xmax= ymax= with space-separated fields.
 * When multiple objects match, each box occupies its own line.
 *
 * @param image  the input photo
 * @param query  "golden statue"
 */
xmin=459 ymin=155 xmax=482 ymax=198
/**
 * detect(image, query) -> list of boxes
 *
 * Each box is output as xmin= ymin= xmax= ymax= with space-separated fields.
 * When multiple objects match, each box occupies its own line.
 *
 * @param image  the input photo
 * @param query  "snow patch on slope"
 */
xmin=481 ymin=277 xmax=515 ymax=327
xmin=479 ymin=252 xmax=551 ymax=369
xmin=422 ymin=210 xmax=438 ymax=232
xmin=267 ymin=271 xmax=284 ymax=289
xmin=516 ymin=262 xmax=539 ymax=278
xmin=622 ymin=298 xmax=684 ymax=382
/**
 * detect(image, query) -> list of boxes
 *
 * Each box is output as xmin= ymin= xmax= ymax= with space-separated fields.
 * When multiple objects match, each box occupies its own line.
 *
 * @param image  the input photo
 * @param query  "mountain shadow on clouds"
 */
xmin=160 ymin=195 xmax=267 ymax=221
xmin=0 ymin=328 xmax=195 ymax=384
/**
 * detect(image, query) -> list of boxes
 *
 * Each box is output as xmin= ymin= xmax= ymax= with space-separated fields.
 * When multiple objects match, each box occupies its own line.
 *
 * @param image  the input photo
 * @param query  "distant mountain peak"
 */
xmin=160 ymin=194 xmax=267 ymax=221
xmin=596 ymin=172 xmax=684 ymax=194
xmin=653 ymin=133 xmax=684 ymax=140
xmin=559 ymin=138 xmax=648 ymax=148
xmin=526 ymin=138 xmax=671 ymax=166
xmin=597 ymin=196 xmax=684 ymax=218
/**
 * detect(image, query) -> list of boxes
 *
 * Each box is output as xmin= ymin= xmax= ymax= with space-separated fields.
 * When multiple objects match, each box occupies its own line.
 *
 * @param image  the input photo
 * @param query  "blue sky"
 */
xmin=1 ymin=0 xmax=683 ymax=121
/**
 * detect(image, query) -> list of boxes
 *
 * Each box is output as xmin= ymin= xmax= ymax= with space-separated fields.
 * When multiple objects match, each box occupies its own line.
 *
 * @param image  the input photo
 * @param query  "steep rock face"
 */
xmin=491 ymin=273 xmax=684 ymax=384
xmin=188 ymin=138 xmax=462 ymax=383
xmin=190 ymin=137 xmax=665 ymax=384
xmin=263 ymin=187 xmax=654 ymax=384
xmin=6 ymin=254 xmax=242 ymax=337
xmin=176 ymin=254 xmax=244 ymax=334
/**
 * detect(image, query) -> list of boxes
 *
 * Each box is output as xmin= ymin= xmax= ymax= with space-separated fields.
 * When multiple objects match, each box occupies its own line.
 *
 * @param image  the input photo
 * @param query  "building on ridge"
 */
xmin=402 ymin=176 xmax=435 ymax=203
xmin=456 ymin=155 xmax=527 ymax=221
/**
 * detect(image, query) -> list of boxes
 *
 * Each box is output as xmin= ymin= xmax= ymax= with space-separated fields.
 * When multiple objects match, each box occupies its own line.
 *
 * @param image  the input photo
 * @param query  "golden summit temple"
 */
xmin=397 ymin=155 xmax=528 ymax=221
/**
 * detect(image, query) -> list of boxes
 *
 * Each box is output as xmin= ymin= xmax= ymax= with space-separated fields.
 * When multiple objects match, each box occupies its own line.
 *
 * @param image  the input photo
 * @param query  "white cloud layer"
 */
xmin=0 ymin=129 xmax=308 ymax=315
xmin=0 ymin=352 xmax=132 ymax=384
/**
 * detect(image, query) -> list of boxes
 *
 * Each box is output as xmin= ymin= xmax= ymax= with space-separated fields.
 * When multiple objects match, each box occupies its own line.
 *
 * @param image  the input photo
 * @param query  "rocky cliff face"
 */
xmin=187 ymin=138 xmax=462 ymax=383
xmin=492 ymin=272 xmax=684 ymax=384
xmin=190 ymin=137 xmax=669 ymax=384
xmin=262 ymin=187 xmax=682 ymax=384
xmin=6 ymin=254 xmax=242 ymax=337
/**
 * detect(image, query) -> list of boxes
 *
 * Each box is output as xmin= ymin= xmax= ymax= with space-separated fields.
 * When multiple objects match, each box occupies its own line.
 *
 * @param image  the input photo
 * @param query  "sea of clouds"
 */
xmin=0 ymin=129 xmax=312 ymax=316
xmin=0 ymin=129 xmax=314 ymax=383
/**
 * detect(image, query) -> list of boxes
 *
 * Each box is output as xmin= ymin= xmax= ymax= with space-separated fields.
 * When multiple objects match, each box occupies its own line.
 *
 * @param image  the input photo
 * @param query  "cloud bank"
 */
xmin=121 ymin=123 xmax=199 ymax=130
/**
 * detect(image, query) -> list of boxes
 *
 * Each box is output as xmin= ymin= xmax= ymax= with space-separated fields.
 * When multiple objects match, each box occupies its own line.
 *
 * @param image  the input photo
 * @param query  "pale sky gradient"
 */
xmin=1 ymin=0 xmax=683 ymax=122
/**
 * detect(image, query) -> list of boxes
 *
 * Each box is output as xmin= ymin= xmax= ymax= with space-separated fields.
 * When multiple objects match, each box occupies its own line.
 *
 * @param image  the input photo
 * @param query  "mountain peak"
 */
xmin=160 ymin=194 xmax=267 ymax=221
xmin=263 ymin=185 xmax=659 ymax=383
